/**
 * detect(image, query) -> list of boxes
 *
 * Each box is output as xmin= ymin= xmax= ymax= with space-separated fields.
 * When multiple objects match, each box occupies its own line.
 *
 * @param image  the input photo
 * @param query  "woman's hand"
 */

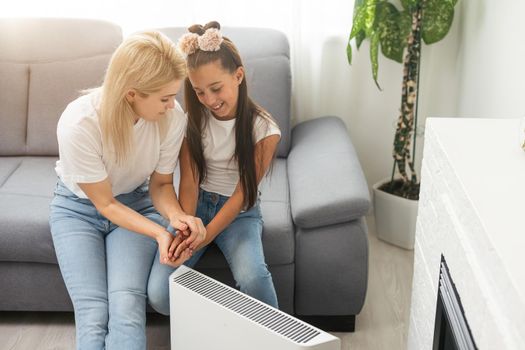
xmin=168 ymin=214 xmax=207 ymax=258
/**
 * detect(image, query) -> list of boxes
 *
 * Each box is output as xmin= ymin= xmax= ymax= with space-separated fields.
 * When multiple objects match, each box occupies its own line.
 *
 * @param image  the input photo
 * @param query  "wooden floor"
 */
xmin=0 ymin=216 xmax=414 ymax=350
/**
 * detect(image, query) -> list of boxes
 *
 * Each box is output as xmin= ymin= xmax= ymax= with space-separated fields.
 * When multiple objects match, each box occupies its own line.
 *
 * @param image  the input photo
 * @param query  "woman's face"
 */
xmin=188 ymin=60 xmax=244 ymax=120
xmin=127 ymin=80 xmax=182 ymax=122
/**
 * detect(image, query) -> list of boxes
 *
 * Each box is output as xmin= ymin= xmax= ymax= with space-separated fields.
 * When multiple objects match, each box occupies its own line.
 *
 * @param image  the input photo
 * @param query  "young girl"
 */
xmin=49 ymin=31 xmax=205 ymax=349
xmin=147 ymin=21 xmax=281 ymax=313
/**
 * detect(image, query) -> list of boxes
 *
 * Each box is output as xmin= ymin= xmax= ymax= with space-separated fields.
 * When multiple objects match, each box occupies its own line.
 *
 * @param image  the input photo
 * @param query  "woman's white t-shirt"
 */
xmin=55 ymin=90 xmax=187 ymax=198
xmin=200 ymin=112 xmax=281 ymax=197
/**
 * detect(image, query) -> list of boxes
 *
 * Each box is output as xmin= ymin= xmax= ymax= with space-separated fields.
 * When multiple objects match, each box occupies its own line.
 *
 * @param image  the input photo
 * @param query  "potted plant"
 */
xmin=347 ymin=0 xmax=458 ymax=249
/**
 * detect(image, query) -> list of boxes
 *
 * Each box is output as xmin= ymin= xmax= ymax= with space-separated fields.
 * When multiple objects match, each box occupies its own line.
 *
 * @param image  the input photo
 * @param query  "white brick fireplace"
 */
xmin=408 ymin=118 xmax=525 ymax=349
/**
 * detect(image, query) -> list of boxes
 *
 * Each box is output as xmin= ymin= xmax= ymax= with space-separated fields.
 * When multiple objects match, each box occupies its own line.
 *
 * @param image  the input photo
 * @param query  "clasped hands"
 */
xmin=157 ymin=214 xmax=206 ymax=268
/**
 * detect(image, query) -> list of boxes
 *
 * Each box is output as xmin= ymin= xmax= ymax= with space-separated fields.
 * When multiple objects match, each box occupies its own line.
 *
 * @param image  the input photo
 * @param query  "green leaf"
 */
xmin=363 ymin=0 xmax=379 ymax=36
xmin=347 ymin=0 xmax=368 ymax=66
xmin=376 ymin=3 xmax=410 ymax=63
xmin=350 ymin=4 xmax=366 ymax=39
xmin=348 ymin=0 xmax=379 ymax=65
xmin=370 ymin=30 xmax=381 ymax=89
xmin=350 ymin=0 xmax=378 ymax=39
xmin=353 ymin=0 xmax=366 ymax=10
xmin=347 ymin=41 xmax=352 ymax=64
xmin=400 ymin=0 xmax=420 ymax=11
xmin=356 ymin=30 xmax=366 ymax=49
xmin=422 ymin=0 xmax=455 ymax=44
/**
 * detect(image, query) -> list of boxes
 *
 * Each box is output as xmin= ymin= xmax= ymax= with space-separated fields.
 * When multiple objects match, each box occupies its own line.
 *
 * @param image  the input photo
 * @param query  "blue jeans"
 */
xmin=49 ymin=180 xmax=162 ymax=350
xmin=148 ymin=189 xmax=278 ymax=314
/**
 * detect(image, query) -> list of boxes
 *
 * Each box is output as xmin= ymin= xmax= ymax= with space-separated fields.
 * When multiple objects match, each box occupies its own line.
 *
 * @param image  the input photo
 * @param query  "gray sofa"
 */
xmin=0 ymin=18 xmax=370 ymax=331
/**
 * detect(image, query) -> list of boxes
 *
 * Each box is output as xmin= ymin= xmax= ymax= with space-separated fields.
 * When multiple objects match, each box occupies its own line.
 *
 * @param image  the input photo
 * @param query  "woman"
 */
xmin=49 ymin=31 xmax=205 ymax=349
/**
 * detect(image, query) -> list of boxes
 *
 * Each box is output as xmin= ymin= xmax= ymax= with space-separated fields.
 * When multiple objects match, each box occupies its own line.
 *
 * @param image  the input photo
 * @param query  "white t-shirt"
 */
xmin=200 ymin=111 xmax=281 ymax=197
xmin=55 ymin=90 xmax=187 ymax=198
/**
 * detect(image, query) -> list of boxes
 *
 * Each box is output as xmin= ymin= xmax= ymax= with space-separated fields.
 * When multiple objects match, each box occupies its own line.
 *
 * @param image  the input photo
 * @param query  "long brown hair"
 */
xmin=184 ymin=22 xmax=270 ymax=208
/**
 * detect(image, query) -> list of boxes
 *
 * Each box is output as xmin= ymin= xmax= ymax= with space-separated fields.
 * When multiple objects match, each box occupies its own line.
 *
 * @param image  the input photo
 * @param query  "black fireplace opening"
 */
xmin=432 ymin=255 xmax=477 ymax=350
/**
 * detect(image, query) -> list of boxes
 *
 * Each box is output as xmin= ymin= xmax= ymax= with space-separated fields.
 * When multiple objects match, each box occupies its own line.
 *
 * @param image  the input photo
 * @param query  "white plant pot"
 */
xmin=372 ymin=178 xmax=419 ymax=250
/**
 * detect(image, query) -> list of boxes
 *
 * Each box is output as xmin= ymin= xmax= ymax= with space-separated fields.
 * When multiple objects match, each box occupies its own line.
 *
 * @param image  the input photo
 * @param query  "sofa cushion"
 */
xmin=0 ymin=63 xmax=29 ymax=155
xmin=288 ymin=117 xmax=371 ymax=228
xmin=244 ymin=56 xmax=291 ymax=158
xmin=0 ymin=157 xmax=58 ymax=197
xmin=0 ymin=157 xmax=294 ymax=266
xmin=258 ymin=159 xmax=294 ymax=265
xmin=222 ymin=28 xmax=291 ymax=158
xmin=0 ymin=18 xmax=121 ymax=157
xmin=0 ymin=157 xmax=57 ymax=264
xmin=0 ymin=157 xmax=25 ymax=185
xmin=0 ymin=18 xmax=121 ymax=62
xmin=0 ymin=193 xmax=56 ymax=264
xmin=26 ymin=55 xmax=111 ymax=156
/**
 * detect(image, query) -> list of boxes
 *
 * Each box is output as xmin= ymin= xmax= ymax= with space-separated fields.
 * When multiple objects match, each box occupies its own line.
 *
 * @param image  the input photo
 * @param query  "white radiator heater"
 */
xmin=169 ymin=266 xmax=341 ymax=350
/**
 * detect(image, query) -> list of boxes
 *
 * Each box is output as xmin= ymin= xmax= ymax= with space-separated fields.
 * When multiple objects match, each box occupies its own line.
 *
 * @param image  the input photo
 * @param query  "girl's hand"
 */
xmin=167 ymin=232 xmax=190 ymax=260
xmin=165 ymin=238 xmax=193 ymax=267
xmin=157 ymin=230 xmax=193 ymax=267
xmin=170 ymin=247 xmax=192 ymax=266
xmin=169 ymin=214 xmax=207 ymax=254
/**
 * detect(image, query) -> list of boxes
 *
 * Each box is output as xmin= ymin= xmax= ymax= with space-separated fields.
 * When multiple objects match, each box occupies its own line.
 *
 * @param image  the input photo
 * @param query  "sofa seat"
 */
xmin=0 ymin=157 xmax=57 ymax=264
xmin=0 ymin=156 xmax=294 ymax=267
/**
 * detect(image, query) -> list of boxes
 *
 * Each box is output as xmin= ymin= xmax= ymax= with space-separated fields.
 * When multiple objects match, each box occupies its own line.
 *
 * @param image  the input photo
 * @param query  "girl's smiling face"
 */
xmin=188 ymin=60 xmax=244 ymax=120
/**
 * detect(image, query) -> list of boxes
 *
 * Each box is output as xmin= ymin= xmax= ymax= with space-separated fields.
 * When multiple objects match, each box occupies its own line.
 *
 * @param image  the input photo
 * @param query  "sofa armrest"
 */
xmin=287 ymin=116 xmax=370 ymax=229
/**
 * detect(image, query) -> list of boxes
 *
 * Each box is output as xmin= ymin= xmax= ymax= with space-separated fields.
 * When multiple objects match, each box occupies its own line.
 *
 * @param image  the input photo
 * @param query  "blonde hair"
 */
xmin=99 ymin=31 xmax=186 ymax=164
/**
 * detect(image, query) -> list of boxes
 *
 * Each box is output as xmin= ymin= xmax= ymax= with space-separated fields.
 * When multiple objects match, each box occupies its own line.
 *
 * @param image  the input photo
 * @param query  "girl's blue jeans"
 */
xmin=49 ymin=180 xmax=162 ymax=350
xmin=148 ymin=189 xmax=278 ymax=314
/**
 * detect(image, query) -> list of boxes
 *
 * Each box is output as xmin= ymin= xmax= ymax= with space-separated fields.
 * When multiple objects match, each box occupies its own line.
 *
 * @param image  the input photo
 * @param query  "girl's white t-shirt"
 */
xmin=200 ymin=112 xmax=281 ymax=197
xmin=55 ymin=90 xmax=187 ymax=198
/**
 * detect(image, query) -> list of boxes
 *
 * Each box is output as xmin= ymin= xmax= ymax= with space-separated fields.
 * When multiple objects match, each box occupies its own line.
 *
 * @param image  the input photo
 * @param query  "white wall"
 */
xmin=454 ymin=0 xmax=525 ymax=118
xmin=342 ymin=0 xmax=525 ymax=189
xmin=418 ymin=0 xmax=525 ymax=121
xmin=326 ymin=40 xmax=404 ymax=192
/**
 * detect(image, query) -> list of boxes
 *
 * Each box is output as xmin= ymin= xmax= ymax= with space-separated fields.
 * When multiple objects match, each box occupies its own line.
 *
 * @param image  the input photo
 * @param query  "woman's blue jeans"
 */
xmin=49 ymin=181 xmax=162 ymax=350
xmin=148 ymin=189 xmax=278 ymax=314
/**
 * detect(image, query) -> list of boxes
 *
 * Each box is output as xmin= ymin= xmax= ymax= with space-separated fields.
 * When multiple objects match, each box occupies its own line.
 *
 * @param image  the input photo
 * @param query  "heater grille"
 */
xmin=173 ymin=270 xmax=321 ymax=344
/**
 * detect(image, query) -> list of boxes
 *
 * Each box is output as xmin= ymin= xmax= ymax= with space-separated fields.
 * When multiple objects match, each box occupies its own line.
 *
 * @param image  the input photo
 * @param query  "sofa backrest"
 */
xmin=158 ymin=27 xmax=291 ymax=157
xmin=0 ymin=18 xmax=122 ymax=156
xmin=0 ymin=21 xmax=291 ymax=157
